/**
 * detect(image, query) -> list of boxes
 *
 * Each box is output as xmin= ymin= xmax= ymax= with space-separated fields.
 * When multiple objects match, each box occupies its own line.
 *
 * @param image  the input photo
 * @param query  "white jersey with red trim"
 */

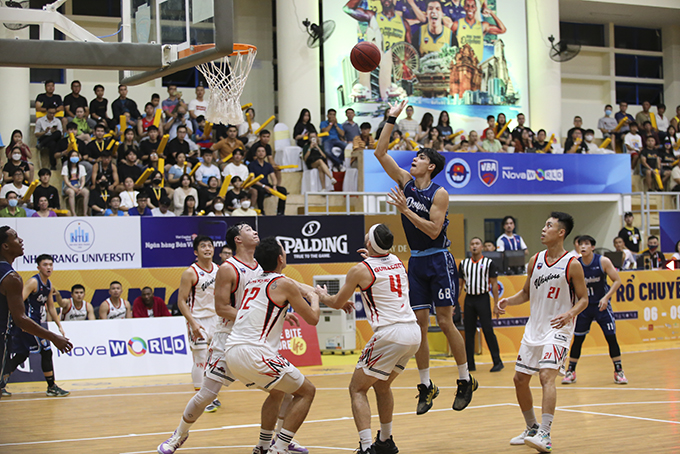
xmin=103 ymin=298 xmax=128 ymax=319
xmin=360 ymin=254 xmax=416 ymax=331
xmin=188 ymin=262 xmax=218 ymax=319
xmin=523 ymin=250 xmax=578 ymax=348
xmin=61 ymin=299 xmax=89 ymax=321
xmin=216 ymin=256 xmax=262 ymax=334
xmin=225 ymin=272 xmax=288 ymax=353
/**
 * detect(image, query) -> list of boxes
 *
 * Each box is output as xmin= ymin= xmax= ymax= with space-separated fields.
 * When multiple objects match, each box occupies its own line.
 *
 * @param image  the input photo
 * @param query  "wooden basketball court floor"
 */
xmin=1 ymin=344 xmax=679 ymax=454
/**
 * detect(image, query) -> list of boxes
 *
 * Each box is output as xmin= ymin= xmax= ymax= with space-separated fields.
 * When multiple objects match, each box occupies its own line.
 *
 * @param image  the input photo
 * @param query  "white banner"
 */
xmin=50 ymin=318 xmax=192 ymax=380
xmin=14 ymin=217 xmax=142 ymax=271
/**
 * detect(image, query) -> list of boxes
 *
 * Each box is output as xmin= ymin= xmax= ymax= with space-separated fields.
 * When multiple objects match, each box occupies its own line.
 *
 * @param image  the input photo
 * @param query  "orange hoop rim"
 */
xmin=178 ymin=43 xmax=257 ymax=59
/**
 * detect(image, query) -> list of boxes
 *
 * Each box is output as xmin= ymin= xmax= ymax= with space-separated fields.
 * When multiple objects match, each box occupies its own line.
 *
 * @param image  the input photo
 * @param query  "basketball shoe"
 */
xmin=1 ymin=387 xmax=11 ymax=397
xmin=271 ymin=436 xmax=308 ymax=453
xmin=157 ymin=430 xmax=188 ymax=454
xmin=524 ymin=430 xmax=552 ymax=453
xmin=614 ymin=370 xmax=628 ymax=384
xmin=204 ymin=398 xmax=221 ymax=412
xmin=252 ymin=447 xmax=267 ymax=454
xmin=561 ymin=371 xmax=576 ymax=384
xmin=372 ymin=431 xmax=398 ymax=454
xmin=452 ymin=375 xmax=478 ymax=411
xmin=46 ymin=384 xmax=69 ymax=397
xmin=268 ymin=445 xmax=289 ymax=454
xmin=416 ymin=380 xmax=439 ymax=415
xmin=510 ymin=424 xmax=539 ymax=445
xmin=355 ymin=443 xmax=376 ymax=454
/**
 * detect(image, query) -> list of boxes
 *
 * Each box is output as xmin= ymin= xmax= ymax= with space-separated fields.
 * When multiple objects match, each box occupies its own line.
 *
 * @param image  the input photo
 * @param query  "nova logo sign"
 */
xmin=109 ymin=335 xmax=187 ymax=357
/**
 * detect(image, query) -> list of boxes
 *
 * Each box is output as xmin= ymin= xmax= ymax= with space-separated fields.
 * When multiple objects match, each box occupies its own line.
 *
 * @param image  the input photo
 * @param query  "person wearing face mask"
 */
xmin=636 ymin=235 xmax=666 ymax=270
xmin=582 ymin=129 xmax=602 ymax=154
xmin=0 ymin=192 xmax=27 ymax=217
xmin=61 ymin=150 xmax=89 ymax=216
xmin=89 ymin=174 xmax=112 ymax=215
xmin=598 ymin=104 xmax=618 ymax=140
xmin=230 ymin=194 xmax=257 ymax=216
xmin=145 ymin=170 xmax=170 ymax=209
xmin=207 ymin=196 xmax=228 ymax=217
xmin=3 ymin=146 xmax=31 ymax=184
xmin=90 ymin=151 xmax=119 ymax=192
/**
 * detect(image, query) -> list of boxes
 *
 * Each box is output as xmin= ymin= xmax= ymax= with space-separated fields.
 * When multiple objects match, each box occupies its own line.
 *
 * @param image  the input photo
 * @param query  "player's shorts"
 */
xmin=575 ymin=303 xmax=616 ymax=336
xmin=225 ymin=345 xmax=305 ymax=394
xmin=357 ymin=322 xmax=420 ymax=380
xmin=188 ymin=315 xmax=219 ymax=351
xmin=515 ymin=343 xmax=570 ymax=376
xmin=408 ymin=250 xmax=459 ymax=311
xmin=10 ymin=325 xmax=50 ymax=355
xmin=203 ymin=331 xmax=237 ymax=386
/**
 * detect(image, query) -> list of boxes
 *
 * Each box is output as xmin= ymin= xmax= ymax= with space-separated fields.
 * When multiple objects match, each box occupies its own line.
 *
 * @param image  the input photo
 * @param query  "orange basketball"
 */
xmin=350 ymin=41 xmax=381 ymax=73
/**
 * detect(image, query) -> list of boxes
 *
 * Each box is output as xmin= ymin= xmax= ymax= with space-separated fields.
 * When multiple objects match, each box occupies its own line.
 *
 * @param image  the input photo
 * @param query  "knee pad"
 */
xmin=605 ymin=335 xmax=621 ymax=358
xmin=41 ymin=348 xmax=54 ymax=373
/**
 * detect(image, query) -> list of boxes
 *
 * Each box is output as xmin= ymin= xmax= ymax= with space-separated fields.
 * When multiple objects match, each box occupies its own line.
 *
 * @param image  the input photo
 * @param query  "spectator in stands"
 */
xmin=198 ymin=176 xmax=219 ymax=212
xmin=247 ymin=131 xmax=280 ymax=181
xmin=565 ymin=129 xmax=588 ymax=154
xmin=672 ymin=240 xmax=680 ymax=262
xmin=64 ymin=80 xmax=93 ymax=128
xmin=138 ymin=102 xmax=159 ymax=139
xmin=140 ymin=126 xmax=160 ymax=166
xmin=656 ymin=104 xmax=669 ymax=133
xmin=118 ymin=177 xmax=139 ymax=211
xmin=672 ymin=161 xmax=680 ymax=192
xmin=89 ymin=84 xmax=113 ymax=129
xmin=54 ymin=122 xmax=87 ymax=173
xmin=86 ymin=124 xmax=109 ymax=165
xmin=582 ymin=129 xmax=601 ymax=153
xmin=181 ymin=194 xmax=198 ymax=216
xmin=195 ymin=149 xmax=221 ymax=188
xmin=673 ymin=105 xmax=680 ymax=129
xmin=666 ymin=125 xmax=678 ymax=151
xmin=495 ymin=113 xmax=512 ymax=149
xmin=188 ymin=85 xmax=208 ymax=132
xmin=464 ymin=130 xmax=481 ymax=152
xmin=166 ymin=104 xmax=193 ymax=140
xmin=104 ymin=195 xmax=126 ymax=216
xmin=249 ymin=146 xmax=287 ymax=215
xmin=565 ymin=116 xmax=584 ymax=145
xmin=90 ymin=150 xmax=118 ymax=192
xmin=624 ymin=122 xmax=642 ymax=168
xmin=618 ymin=212 xmax=641 ymax=254
xmin=293 ymin=108 xmax=317 ymax=148
xmin=59 ymin=284 xmax=95 ymax=321
xmin=219 ymin=246 xmax=233 ymax=262
xmin=436 ymin=110 xmax=454 ymax=150
xmin=636 ymin=235 xmax=666 ymax=270
xmin=127 ymin=192 xmax=152 ymax=216
xmin=112 ymin=84 xmax=142 ymax=127
xmin=481 ymin=129 xmax=502 ymax=153
xmin=167 ymin=152 xmax=191 ymax=188
xmin=222 ymin=148 xmax=249 ymax=183
xmin=208 ymin=196 xmax=228 ymax=216
xmin=35 ymin=80 xmax=65 ymax=125
xmin=482 ymin=115 xmax=495 ymax=139
xmin=483 ymin=240 xmax=496 ymax=252
xmin=635 ymin=100 xmax=652 ymax=128
xmin=416 ymin=112 xmax=434 ymax=145
xmin=351 ymin=122 xmax=376 ymax=168
xmin=613 ymin=236 xmax=636 ymax=270
xmin=32 ymin=196 xmax=56 ymax=218
xmin=212 ymin=124 xmax=244 ymax=164
xmin=35 ymin=106 xmax=63 ymax=169
xmin=62 ymin=150 xmax=89 ymax=216
xmin=0 ymin=191 xmax=26 ymax=217
xmin=231 ymin=193 xmax=258 ymax=216
xmin=531 ymin=129 xmax=551 ymax=153
xmin=342 ymin=108 xmax=360 ymax=143
xmin=376 ymin=108 xmax=400 ymax=141
xmin=615 ymin=101 xmax=635 ymax=135
xmin=119 ymin=128 xmax=140 ymax=163
xmin=161 ymin=84 xmax=184 ymax=119
xmin=225 ymin=176 xmax=245 ymax=213
xmin=426 ymin=127 xmax=445 ymax=152
xmin=173 ymin=174 xmax=198 ymax=215
xmin=390 ymin=129 xmax=414 ymax=151
xmin=89 ymin=172 xmax=111 ymax=216
xmin=1 ymin=169 xmax=29 ymax=201
xmin=99 ymin=281 xmax=132 ymax=319
xmin=642 ymin=121 xmax=660 ymax=146
xmin=152 ymin=196 xmax=175 ymax=216
xmin=640 ymin=136 xmax=667 ymax=191
xmin=6 ymin=130 xmax=33 ymax=165
xmin=496 ymin=215 xmax=528 ymax=258
xmin=193 ymin=116 xmax=211 ymax=145
xmin=72 ymin=107 xmax=92 ymax=143
xmin=304 ymin=131 xmax=336 ymax=190
xmin=239 ymin=107 xmax=260 ymax=146
xmin=660 ymin=138 xmax=676 ymax=179
xmin=3 ymin=146 xmax=30 ymax=184
xmin=513 ymin=129 xmax=535 ymax=153
xmin=319 ymin=109 xmax=347 ymax=170
xmin=146 ymin=170 xmax=169 ymax=209
xmin=133 ymin=287 xmax=171 ymax=318
xmin=170 ymin=125 xmax=199 ymax=166
xmin=511 ymin=113 xmax=533 ymax=142
xmin=398 ymin=105 xmax=418 ymax=138
xmin=33 ymin=168 xmax=60 ymax=209
xmin=116 ymin=149 xmax=143 ymax=190
xmin=598 ymin=105 xmax=618 ymax=139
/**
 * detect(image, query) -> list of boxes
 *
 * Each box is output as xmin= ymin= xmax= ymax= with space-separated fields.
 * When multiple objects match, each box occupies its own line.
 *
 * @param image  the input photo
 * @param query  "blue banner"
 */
xmin=659 ymin=212 xmax=680 ymax=252
xmin=364 ymin=151 xmax=632 ymax=194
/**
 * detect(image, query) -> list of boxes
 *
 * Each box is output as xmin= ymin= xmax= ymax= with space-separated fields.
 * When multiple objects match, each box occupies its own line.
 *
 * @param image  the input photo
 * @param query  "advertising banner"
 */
xmin=278 ymin=317 xmax=323 ymax=367
xmin=659 ymin=212 xmax=680 ymax=253
xmin=364 ymin=151 xmax=632 ymax=194
xmin=14 ymin=217 xmax=141 ymax=271
xmin=322 ymin=0 xmax=529 ymax=133
xmin=258 ymin=216 xmax=365 ymax=264
xmin=141 ymin=216 xmax=256 ymax=268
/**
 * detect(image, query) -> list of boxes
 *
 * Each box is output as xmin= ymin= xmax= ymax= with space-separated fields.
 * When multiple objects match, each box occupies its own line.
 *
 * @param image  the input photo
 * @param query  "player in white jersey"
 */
xmin=316 ymin=224 xmax=420 ymax=454
xmin=59 ymin=284 xmax=95 ymax=321
xmin=497 ymin=212 xmax=588 ymax=453
xmin=99 ymin=281 xmax=132 ymax=320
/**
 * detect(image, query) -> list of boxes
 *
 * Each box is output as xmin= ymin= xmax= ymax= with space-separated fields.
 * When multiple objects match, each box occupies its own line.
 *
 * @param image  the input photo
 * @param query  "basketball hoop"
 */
xmin=193 ymin=43 xmax=257 ymax=126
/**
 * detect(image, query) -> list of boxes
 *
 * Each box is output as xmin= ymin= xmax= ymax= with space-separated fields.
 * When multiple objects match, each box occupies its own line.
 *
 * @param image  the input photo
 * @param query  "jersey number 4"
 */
xmin=547 ymin=286 xmax=561 ymax=300
xmin=241 ymin=287 xmax=260 ymax=310
xmin=389 ymin=275 xmax=403 ymax=297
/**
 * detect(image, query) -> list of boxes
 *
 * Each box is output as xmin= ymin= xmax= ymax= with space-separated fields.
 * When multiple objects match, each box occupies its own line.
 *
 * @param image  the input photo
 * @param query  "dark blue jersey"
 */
xmin=0 ymin=261 xmax=16 ymax=339
xmin=401 ymin=179 xmax=450 ymax=252
xmin=26 ymin=274 xmax=51 ymax=323
xmin=579 ymin=254 xmax=609 ymax=304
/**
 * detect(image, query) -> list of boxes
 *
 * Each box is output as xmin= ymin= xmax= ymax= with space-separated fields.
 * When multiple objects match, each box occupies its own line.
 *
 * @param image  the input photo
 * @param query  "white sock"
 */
xmin=359 ymin=428 xmax=372 ymax=451
xmin=522 ymin=409 xmax=538 ymax=428
xmin=177 ymin=417 xmax=193 ymax=435
xmin=258 ymin=429 xmax=275 ymax=448
xmin=418 ymin=368 xmax=430 ymax=386
xmin=275 ymin=417 xmax=285 ymax=434
xmin=274 ymin=428 xmax=295 ymax=451
xmin=539 ymin=413 xmax=554 ymax=434
xmin=379 ymin=422 xmax=392 ymax=441
xmin=458 ymin=362 xmax=470 ymax=381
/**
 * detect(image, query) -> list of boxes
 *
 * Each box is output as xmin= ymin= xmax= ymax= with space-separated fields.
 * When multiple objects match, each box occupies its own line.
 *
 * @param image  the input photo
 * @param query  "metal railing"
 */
xmin=303 ymin=192 xmax=397 ymax=215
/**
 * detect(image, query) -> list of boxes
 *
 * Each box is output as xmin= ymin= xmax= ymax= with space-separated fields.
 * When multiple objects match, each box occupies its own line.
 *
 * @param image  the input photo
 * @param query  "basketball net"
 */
xmin=197 ymin=45 xmax=257 ymax=126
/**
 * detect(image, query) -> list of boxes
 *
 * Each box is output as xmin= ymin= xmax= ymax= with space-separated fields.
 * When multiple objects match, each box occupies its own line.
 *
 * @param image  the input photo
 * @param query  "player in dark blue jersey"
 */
xmin=0 ymin=228 xmax=72 ymax=398
xmin=374 ymin=99 xmax=476 ymax=415
xmin=563 ymin=235 xmax=627 ymax=385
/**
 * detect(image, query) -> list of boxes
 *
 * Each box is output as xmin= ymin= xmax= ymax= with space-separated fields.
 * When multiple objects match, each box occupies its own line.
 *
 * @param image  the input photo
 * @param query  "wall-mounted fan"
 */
xmin=3 ymin=0 xmax=30 ymax=31
xmin=548 ymin=35 xmax=581 ymax=63
xmin=303 ymin=18 xmax=335 ymax=48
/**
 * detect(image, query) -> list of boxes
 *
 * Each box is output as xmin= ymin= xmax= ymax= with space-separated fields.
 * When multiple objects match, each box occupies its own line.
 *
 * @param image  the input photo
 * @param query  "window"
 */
xmin=28 ymin=25 xmax=65 ymax=83
xmin=162 ymin=69 xmax=207 ymax=88
xmin=615 ymin=83 xmax=664 ymax=106
xmin=559 ymin=22 xmax=605 ymax=47
xmin=614 ymin=26 xmax=662 ymax=52
xmin=484 ymin=219 xmax=503 ymax=245
xmin=615 ymin=55 xmax=663 ymax=79
xmin=72 ymin=0 xmax=120 ymax=17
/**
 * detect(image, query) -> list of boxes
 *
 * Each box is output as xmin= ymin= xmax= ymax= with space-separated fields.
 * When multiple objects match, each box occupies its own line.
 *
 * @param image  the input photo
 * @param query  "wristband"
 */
xmin=386 ymin=116 xmax=396 ymax=125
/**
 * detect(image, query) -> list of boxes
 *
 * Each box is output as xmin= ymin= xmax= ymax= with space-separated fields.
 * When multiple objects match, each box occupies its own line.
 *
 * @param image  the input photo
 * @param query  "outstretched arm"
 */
xmin=374 ymin=99 xmax=413 ymax=188
xmin=343 ymin=0 xmax=373 ymax=22
xmin=388 ymin=186 xmax=448 ymax=240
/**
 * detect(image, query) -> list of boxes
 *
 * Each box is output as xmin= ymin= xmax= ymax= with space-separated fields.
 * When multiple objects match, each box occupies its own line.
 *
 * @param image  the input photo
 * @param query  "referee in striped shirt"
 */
xmin=459 ymin=237 xmax=504 ymax=372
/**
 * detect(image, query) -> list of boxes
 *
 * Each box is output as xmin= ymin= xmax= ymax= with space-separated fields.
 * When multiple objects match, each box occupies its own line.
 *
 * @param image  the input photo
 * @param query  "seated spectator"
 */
xmin=85 ymin=124 xmax=108 ymax=165
xmin=624 ymin=122 xmax=642 ymax=168
xmin=636 ymin=235 xmax=666 ymax=270
xmin=112 ymin=84 xmax=142 ymax=127
xmin=0 ymin=191 xmax=26 ymax=217
xmin=672 ymin=161 xmax=680 ymax=192
xmin=615 ymin=101 xmax=636 ymax=141
xmin=666 ymin=125 xmax=678 ymax=152
xmin=167 ymin=152 xmax=191 ymax=188
xmin=127 ymin=192 xmax=152 ymax=216
xmin=3 ymin=147 xmax=31 ymax=184
xmin=483 ymin=240 xmax=496 ymax=252
xmin=118 ymin=177 xmax=139 ymax=211
xmin=133 ymin=287 xmax=171 ymax=318
xmin=64 ymin=80 xmax=93 ymax=128
xmin=99 ymin=281 xmax=132 ymax=319
xmin=145 ymin=170 xmax=170 ymax=209
xmin=565 ymin=129 xmax=588 ymax=154
xmin=198 ymin=176 xmax=219 ymax=212
xmin=1 ymin=169 xmax=29 ymax=201
xmin=303 ymin=132 xmax=336 ymax=189
xmin=413 ymin=113 xmax=431 ymax=146
xmin=660 ymin=139 xmax=676 ymax=178
xmin=193 ymin=115 xmax=212 ymax=145
xmin=211 ymin=124 xmax=244 ymax=164
xmin=597 ymin=105 xmax=618 ymax=139
xmin=166 ymin=125 xmax=195 ymax=165
xmin=230 ymin=193 xmax=258 ymax=216
xmin=514 ymin=129 xmax=536 ymax=153
xmin=89 ymin=173 xmax=112 ymax=215
xmin=351 ymin=122 xmax=376 ymax=168
xmin=195 ymin=148 xmax=221 ymax=188
xmin=480 ymin=129 xmax=502 ymax=153
xmin=181 ymin=194 xmax=198 ymax=216
xmin=55 ymin=122 xmax=88 ymax=171
xmin=35 ymin=107 xmax=63 ymax=169
xmin=248 ymin=146 xmax=288 ymax=215
xmin=398 ymin=105 xmax=418 ymax=138
xmin=462 ymin=130 xmax=481 ymax=152
xmin=293 ymin=108 xmax=317 ymax=148
xmin=208 ymin=196 xmax=228 ymax=216
xmin=138 ymin=102 xmax=160 ymax=139
xmin=426 ymin=127 xmax=445 ymax=152
xmin=565 ymin=116 xmax=585 ymax=145
xmin=6 ymin=130 xmax=33 ymax=165
xmin=494 ymin=113 xmax=512 ymax=149
xmin=640 ymin=136 xmax=668 ymax=191
xmin=481 ymin=114 xmax=495 ymax=140
xmin=246 ymin=129 xmax=273 ymax=163
xmin=151 ymin=93 xmax=161 ymax=112
xmin=225 ymin=176 xmax=245 ymax=212
xmin=342 ymin=108 xmax=360 ymax=143
xmin=59 ymin=284 xmax=95 ymax=320
xmin=119 ymin=128 xmax=140 ymax=163
xmin=32 ymin=195 xmax=57 ymax=218
xmin=188 ymin=85 xmax=208 ymax=132
xmin=104 ymin=195 xmax=127 ymax=216
xmin=35 ymin=80 xmax=65 ymax=125
xmin=173 ymin=174 xmax=198 ymax=215
xmin=91 ymin=150 xmax=119 ymax=192
xmin=319 ymin=109 xmax=347 ymax=170
xmin=389 ymin=129 xmax=413 ymax=151
xmin=116 ymin=149 xmax=143 ymax=191
xmin=33 ymin=168 xmax=60 ymax=209
xmin=511 ymin=113 xmax=533 ymax=142
xmin=238 ymin=107 xmax=260 ymax=146
xmin=152 ymin=196 xmax=176 ymax=216
xmin=89 ymin=84 xmax=114 ymax=130
xmin=532 ymin=129 xmax=552 ymax=153
xmin=375 ymin=108 xmax=400 ymax=140
xmin=642 ymin=121 xmax=660 ymax=146
xmin=635 ymin=101 xmax=652 ymax=128
xmin=166 ymin=104 xmax=193 ymax=140
xmin=140 ymin=125 xmax=161 ymax=165
xmin=72 ymin=106 xmax=92 ymax=143
xmin=656 ymin=104 xmax=670 ymax=134
xmin=62 ymin=150 xmax=89 ymax=216
xmin=222 ymin=148 xmax=249 ymax=183
xmin=436 ymin=110 xmax=454 ymax=150
xmin=613 ymin=237 xmax=636 ymax=270
xmin=161 ymin=84 xmax=184 ymax=119
xmin=672 ymin=105 xmax=680 ymax=130
xmin=582 ymin=129 xmax=600 ymax=153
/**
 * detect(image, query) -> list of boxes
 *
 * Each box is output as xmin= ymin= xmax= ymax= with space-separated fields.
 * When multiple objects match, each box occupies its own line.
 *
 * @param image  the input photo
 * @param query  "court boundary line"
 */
xmin=120 ymin=445 xmax=356 ymax=454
